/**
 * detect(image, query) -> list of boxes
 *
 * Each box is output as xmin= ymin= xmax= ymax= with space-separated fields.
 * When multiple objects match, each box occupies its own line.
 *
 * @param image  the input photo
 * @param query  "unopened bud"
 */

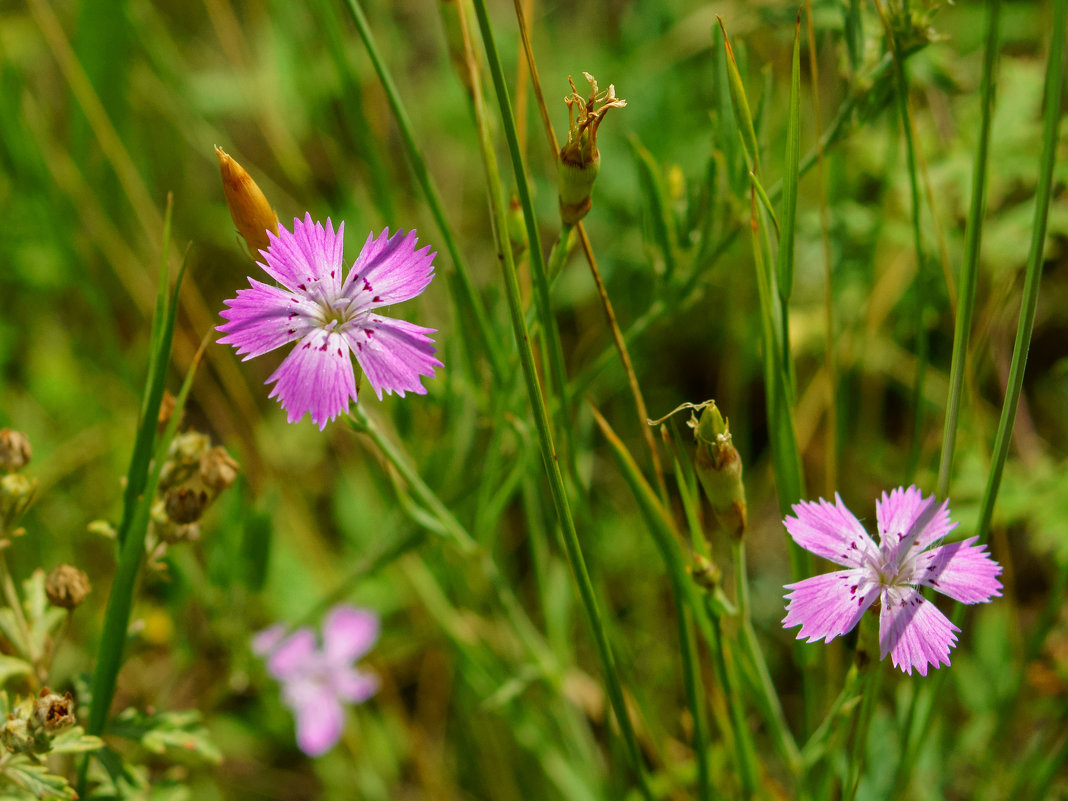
xmin=216 ymin=146 xmax=279 ymax=256
xmin=1 ymin=716 xmax=33 ymax=754
xmin=32 ymin=689 xmax=75 ymax=734
xmin=558 ymin=73 xmax=626 ymax=225
xmin=46 ymin=564 xmax=91 ymax=610
xmin=692 ymin=402 xmax=747 ymax=540
xmin=159 ymin=431 xmax=211 ymax=491
xmin=0 ymin=474 xmax=37 ymax=534
xmin=164 ymin=487 xmax=209 ymax=524
xmin=691 ymin=552 xmax=723 ymax=592
xmin=200 ymin=446 xmax=240 ymax=493
xmin=0 ymin=430 xmax=32 ymax=473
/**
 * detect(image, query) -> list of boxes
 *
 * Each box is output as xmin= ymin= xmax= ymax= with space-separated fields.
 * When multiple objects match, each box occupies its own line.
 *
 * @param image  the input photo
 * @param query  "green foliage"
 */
xmin=0 ymin=0 xmax=1065 ymax=799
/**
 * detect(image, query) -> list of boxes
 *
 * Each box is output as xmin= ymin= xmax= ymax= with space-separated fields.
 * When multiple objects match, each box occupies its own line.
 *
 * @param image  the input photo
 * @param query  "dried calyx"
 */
xmin=557 ymin=73 xmax=626 ymax=225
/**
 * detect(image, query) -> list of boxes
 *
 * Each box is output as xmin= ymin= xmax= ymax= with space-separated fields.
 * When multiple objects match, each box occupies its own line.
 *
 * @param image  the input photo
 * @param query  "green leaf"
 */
xmin=0 ymin=656 xmax=32 ymax=686
xmin=776 ymin=11 xmax=802 ymax=302
xmin=105 ymin=708 xmax=221 ymax=764
xmin=629 ymin=135 xmax=678 ymax=281
xmin=0 ymin=610 xmax=29 ymax=660
xmin=2 ymin=758 xmax=77 ymax=800
xmin=716 ymin=17 xmax=760 ymax=174
xmin=49 ymin=726 xmax=104 ymax=755
xmin=22 ymin=570 xmax=66 ymax=659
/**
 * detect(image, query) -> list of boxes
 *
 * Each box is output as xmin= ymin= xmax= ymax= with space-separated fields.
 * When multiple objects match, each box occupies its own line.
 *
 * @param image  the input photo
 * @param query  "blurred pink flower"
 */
xmin=218 ymin=213 xmax=442 ymax=429
xmin=253 ymin=605 xmax=379 ymax=756
xmin=782 ymin=486 xmax=1002 ymax=676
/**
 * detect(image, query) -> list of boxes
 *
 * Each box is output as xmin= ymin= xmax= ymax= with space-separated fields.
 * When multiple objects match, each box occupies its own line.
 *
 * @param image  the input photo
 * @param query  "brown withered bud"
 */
xmin=216 ymin=146 xmax=279 ymax=256
xmin=0 ymin=430 xmax=32 ymax=474
xmin=164 ymin=487 xmax=209 ymax=525
xmin=45 ymin=564 xmax=91 ymax=610
xmin=157 ymin=389 xmax=178 ymax=428
xmin=32 ymin=689 xmax=75 ymax=733
xmin=199 ymin=446 xmax=240 ymax=493
xmin=158 ymin=431 xmax=211 ymax=491
xmin=558 ymin=73 xmax=626 ymax=225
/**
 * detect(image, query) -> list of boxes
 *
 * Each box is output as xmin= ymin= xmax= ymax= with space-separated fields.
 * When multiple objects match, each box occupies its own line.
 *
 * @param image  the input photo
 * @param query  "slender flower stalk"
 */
xmin=783 ymin=486 xmax=1002 ymax=675
xmin=218 ymin=214 xmax=442 ymax=429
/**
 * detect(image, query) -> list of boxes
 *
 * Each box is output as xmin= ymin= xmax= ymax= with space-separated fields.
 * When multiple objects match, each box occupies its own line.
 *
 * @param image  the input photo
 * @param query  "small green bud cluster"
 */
xmin=1 ymin=689 xmax=76 ymax=756
xmin=150 ymin=432 xmax=240 ymax=549
xmin=0 ymin=430 xmax=37 ymax=542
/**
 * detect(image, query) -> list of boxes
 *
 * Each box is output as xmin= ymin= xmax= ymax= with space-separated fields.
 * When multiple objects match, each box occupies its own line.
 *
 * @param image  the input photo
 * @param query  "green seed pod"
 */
xmin=693 ymin=402 xmax=747 ymax=541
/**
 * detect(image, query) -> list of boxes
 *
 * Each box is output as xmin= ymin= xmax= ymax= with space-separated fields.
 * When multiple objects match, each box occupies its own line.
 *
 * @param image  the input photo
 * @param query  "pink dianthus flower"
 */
xmin=782 ymin=486 xmax=1002 ymax=676
xmin=218 ymin=214 xmax=442 ymax=429
xmin=253 ymin=605 xmax=379 ymax=756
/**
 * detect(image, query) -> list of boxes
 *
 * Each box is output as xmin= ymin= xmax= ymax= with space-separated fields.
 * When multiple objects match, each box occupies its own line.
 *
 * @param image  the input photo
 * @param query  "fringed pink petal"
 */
xmin=346 ymin=315 xmax=441 ymax=400
xmin=266 ymin=329 xmax=357 ymax=430
xmin=879 ymin=587 xmax=960 ymax=676
xmin=783 ymin=569 xmax=879 ymax=644
xmin=344 ymin=229 xmax=435 ymax=307
xmin=259 ymin=214 xmax=345 ymax=294
xmin=784 ymin=494 xmax=879 ymax=568
xmin=217 ymin=278 xmax=317 ymax=359
xmin=292 ymin=693 xmax=345 ymax=757
xmin=907 ymin=536 xmax=1003 ymax=604
xmin=264 ymin=629 xmax=316 ymax=681
xmin=322 ymin=606 xmax=379 ymax=665
xmin=876 ymin=486 xmax=956 ymax=551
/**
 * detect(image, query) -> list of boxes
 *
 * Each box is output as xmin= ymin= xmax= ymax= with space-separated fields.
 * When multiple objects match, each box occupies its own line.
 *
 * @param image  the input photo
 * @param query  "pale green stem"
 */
xmin=340 ymin=0 xmax=507 ymax=384
xmin=936 ymin=0 xmax=1001 ymax=497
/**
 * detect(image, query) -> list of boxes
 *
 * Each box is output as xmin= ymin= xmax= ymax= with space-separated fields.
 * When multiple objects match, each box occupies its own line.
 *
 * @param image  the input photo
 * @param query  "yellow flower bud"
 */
xmin=215 ymin=146 xmax=279 ymax=256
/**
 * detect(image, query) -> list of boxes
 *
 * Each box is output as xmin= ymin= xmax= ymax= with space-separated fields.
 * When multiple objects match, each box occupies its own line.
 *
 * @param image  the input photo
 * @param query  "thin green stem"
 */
xmin=733 ymin=542 xmax=803 ymax=781
xmin=936 ymin=0 xmax=1001 ymax=497
xmin=876 ymin=0 xmax=932 ymax=483
xmin=347 ymin=404 xmax=557 ymax=678
xmin=974 ymin=0 xmax=1063 ymax=539
xmin=891 ymin=8 xmax=1065 ymax=793
xmin=844 ymin=656 xmax=885 ymax=801
xmin=469 ymin=0 xmax=572 ymax=461
xmin=339 ymin=0 xmax=507 ymax=384
xmin=676 ymin=598 xmax=715 ymax=801
xmin=402 ymin=47 xmax=653 ymax=787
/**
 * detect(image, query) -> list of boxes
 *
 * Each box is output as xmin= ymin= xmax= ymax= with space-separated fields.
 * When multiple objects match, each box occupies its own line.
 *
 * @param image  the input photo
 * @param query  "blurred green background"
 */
xmin=1 ymin=0 xmax=1067 ymax=798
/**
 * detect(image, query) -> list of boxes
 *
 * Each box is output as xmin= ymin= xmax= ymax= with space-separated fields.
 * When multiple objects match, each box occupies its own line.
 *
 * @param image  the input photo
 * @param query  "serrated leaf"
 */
xmin=21 ymin=571 xmax=65 ymax=659
xmin=2 ymin=758 xmax=76 ymax=800
xmin=0 ymin=610 xmax=30 ymax=658
xmin=48 ymin=725 xmax=103 ymax=754
xmin=105 ymin=708 xmax=221 ymax=764
xmin=0 ymin=657 xmax=32 ymax=687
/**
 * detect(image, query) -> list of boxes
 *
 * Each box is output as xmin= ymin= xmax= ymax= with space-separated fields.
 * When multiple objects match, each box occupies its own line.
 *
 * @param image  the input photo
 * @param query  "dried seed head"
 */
xmin=0 ymin=430 xmax=32 ymax=474
xmin=200 ymin=446 xmax=240 ymax=493
xmin=159 ymin=431 xmax=211 ymax=491
xmin=557 ymin=73 xmax=627 ymax=225
xmin=46 ymin=564 xmax=92 ymax=610
xmin=32 ymin=689 xmax=75 ymax=733
xmin=216 ymin=146 xmax=279 ymax=256
xmin=164 ymin=487 xmax=210 ymax=524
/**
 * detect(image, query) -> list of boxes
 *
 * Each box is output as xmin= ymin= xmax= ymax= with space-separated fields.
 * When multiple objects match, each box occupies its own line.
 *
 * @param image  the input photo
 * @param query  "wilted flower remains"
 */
xmin=782 ymin=486 xmax=1002 ymax=676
